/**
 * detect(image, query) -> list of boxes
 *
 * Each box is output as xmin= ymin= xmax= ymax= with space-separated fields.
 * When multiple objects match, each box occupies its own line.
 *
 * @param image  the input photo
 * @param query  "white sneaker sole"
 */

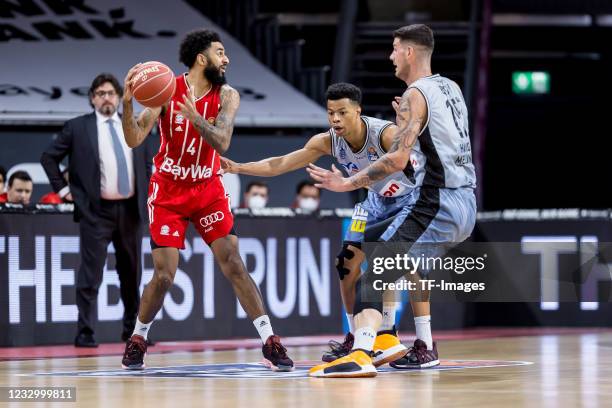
xmin=372 ymin=344 xmax=408 ymax=367
xmin=262 ymin=358 xmax=294 ymax=372
xmin=309 ymin=363 xmax=377 ymax=378
xmin=392 ymin=359 xmax=440 ymax=369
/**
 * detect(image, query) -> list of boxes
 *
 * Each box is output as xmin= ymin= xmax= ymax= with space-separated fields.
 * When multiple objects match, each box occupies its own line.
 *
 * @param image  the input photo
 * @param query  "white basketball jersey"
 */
xmin=409 ymin=74 xmax=477 ymax=189
xmin=330 ymin=116 xmax=420 ymax=197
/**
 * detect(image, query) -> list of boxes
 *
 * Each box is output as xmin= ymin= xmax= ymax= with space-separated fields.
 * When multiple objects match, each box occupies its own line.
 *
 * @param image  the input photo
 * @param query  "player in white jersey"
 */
xmin=222 ymin=83 xmax=424 ymax=366
xmin=308 ymin=24 xmax=477 ymax=377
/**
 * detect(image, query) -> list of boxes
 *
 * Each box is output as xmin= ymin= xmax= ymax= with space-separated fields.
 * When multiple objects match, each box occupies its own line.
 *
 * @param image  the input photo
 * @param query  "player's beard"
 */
xmin=204 ymin=65 xmax=227 ymax=85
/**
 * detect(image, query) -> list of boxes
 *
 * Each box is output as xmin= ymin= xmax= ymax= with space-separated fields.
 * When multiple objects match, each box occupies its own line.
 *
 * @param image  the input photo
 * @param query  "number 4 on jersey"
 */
xmin=187 ymin=138 xmax=196 ymax=155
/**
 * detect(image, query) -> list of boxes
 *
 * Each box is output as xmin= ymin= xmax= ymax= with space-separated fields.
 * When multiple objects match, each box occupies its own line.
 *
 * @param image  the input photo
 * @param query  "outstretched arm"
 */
xmin=122 ymin=63 xmax=162 ymax=148
xmin=221 ymin=132 xmax=331 ymax=177
xmin=177 ymin=84 xmax=239 ymax=154
xmin=307 ymin=88 xmax=427 ymax=192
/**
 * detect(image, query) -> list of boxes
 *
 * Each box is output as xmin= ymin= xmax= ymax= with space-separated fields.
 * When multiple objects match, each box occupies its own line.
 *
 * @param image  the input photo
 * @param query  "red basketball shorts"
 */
xmin=147 ymin=173 xmax=233 ymax=248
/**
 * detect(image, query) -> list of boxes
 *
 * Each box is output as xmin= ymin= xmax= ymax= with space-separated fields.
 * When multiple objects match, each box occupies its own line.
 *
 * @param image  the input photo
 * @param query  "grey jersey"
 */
xmin=330 ymin=116 xmax=418 ymax=197
xmin=409 ymin=74 xmax=477 ymax=189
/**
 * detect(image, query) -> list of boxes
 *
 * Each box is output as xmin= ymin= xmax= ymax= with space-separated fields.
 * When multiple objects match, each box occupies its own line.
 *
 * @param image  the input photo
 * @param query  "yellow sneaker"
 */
xmin=309 ymin=350 xmax=377 ymax=378
xmin=372 ymin=328 xmax=408 ymax=367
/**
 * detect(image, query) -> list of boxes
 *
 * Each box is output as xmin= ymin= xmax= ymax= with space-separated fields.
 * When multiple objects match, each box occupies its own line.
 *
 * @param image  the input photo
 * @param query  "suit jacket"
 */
xmin=41 ymin=112 xmax=155 ymax=223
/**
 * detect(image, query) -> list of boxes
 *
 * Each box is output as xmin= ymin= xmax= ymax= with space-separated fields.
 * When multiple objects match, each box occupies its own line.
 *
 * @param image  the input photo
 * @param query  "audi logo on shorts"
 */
xmin=200 ymin=211 xmax=225 ymax=227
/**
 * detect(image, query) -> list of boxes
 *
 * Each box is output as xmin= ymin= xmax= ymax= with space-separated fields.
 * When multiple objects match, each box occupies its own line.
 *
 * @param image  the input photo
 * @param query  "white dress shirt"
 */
xmin=96 ymin=111 xmax=135 ymax=199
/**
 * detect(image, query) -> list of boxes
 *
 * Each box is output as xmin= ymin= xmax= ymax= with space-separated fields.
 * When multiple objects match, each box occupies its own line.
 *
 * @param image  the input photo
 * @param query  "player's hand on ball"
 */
xmin=123 ymin=63 xmax=142 ymax=103
xmin=177 ymin=86 xmax=199 ymax=123
xmin=219 ymin=157 xmax=239 ymax=174
xmin=306 ymin=163 xmax=351 ymax=192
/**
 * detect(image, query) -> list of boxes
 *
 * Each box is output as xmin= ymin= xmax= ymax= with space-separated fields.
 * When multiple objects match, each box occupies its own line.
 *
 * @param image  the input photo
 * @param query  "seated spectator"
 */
xmin=39 ymin=169 xmax=69 ymax=204
xmin=0 ymin=166 xmax=6 ymax=193
xmin=241 ymin=181 xmax=269 ymax=209
xmin=0 ymin=171 xmax=33 ymax=205
xmin=292 ymin=180 xmax=321 ymax=211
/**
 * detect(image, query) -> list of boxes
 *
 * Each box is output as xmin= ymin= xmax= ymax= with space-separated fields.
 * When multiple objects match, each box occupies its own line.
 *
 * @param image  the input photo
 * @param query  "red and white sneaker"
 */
xmin=390 ymin=339 xmax=439 ymax=369
xmin=121 ymin=334 xmax=147 ymax=370
xmin=262 ymin=335 xmax=294 ymax=372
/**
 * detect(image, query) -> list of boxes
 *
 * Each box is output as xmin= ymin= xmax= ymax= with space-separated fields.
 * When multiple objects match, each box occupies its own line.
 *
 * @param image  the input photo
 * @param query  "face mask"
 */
xmin=298 ymin=197 xmax=319 ymax=211
xmin=248 ymin=195 xmax=267 ymax=209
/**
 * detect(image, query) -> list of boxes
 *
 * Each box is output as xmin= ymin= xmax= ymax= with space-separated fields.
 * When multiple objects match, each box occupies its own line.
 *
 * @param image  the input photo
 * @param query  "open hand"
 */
xmin=123 ymin=63 xmax=143 ymax=103
xmin=176 ymin=86 xmax=200 ymax=123
xmin=306 ymin=163 xmax=352 ymax=192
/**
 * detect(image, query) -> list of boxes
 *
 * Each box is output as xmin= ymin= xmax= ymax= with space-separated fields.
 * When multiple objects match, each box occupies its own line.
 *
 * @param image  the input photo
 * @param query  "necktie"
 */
xmin=107 ymin=119 xmax=130 ymax=197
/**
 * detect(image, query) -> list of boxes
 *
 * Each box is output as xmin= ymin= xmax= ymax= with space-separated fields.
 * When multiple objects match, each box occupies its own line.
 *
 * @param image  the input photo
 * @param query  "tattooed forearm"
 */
xmin=122 ymin=101 xmax=142 ymax=147
xmin=346 ymin=88 xmax=427 ymax=189
xmin=349 ymin=156 xmax=398 ymax=188
xmin=192 ymin=85 xmax=239 ymax=154
xmin=123 ymin=104 xmax=160 ymax=148
xmin=192 ymin=115 xmax=228 ymax=153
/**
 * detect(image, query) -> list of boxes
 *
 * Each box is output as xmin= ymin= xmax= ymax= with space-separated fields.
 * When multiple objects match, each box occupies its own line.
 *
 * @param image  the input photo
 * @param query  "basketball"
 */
xmin=132 ymin=61 xmax=176 ymax=108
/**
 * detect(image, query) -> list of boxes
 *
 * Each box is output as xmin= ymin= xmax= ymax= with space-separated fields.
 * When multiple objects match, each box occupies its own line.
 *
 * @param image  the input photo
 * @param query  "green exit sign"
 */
xmin=512 ymin=71 xmax=550 ymax=94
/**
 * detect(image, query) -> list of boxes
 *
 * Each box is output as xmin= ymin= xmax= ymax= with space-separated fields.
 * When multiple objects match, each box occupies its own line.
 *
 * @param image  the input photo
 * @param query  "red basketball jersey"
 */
xmin=154 ymin=74 xmax=222 ymax=183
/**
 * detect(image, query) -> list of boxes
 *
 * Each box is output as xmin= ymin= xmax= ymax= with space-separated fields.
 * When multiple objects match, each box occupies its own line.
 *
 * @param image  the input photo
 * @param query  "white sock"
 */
xmin=346 ymin=313 xmax=355 ymax=333
xmin=351 ymin=327 xmax=377 ymax=352
xmin=414 ymin=315 xmax=432 ymax=349
xmin=132 ymin=317 xmax=152 ymax=340
xmin=253 ymin=315 xmax=274 ymax=343
xmin=381 ymin=303 xmax=397 ymax=331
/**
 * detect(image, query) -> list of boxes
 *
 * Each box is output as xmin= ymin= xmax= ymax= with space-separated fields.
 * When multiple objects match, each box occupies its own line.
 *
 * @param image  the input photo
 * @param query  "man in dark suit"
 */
xmin=41 ymin=73 xmax=154 ymax=347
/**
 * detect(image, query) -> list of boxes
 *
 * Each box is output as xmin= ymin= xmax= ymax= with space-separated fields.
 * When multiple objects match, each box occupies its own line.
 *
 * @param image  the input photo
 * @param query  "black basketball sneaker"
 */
xmin=322 ymin=332 xmax=354 ymax=362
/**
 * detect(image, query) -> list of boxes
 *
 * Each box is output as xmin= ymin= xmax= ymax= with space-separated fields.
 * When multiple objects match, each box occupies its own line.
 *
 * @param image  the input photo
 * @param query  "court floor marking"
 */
xmin=25 ymin=359 xmax=534 ymax=379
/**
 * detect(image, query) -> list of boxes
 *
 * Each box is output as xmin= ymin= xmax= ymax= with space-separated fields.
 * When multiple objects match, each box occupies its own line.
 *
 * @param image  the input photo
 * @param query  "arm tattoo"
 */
xmin=350 ymin=156 xmax=398 ymax=189
xmin=122 ymin=101 xmax=141 ymax=145
xmin=191 ymin=85 xmax=239 ymax=153
xmin=348 ymin=89 xmax=425 ymax=188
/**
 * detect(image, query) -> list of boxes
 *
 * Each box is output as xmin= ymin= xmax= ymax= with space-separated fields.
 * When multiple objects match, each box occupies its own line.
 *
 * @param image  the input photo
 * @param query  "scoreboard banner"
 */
xmin=0 ymin=213 xmax=342 ymax=346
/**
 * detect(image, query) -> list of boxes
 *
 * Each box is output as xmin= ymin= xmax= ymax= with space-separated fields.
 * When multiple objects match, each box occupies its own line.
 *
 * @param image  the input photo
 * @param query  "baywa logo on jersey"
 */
xmin=200 ymin=211 xmax=225 ymax=232
xmin=341 ymin=162 xmax=359 ymax=174
xmin=367 ymin=147 xmax=380 ymax=161
xmin=160 ymin=157 xmax=213 ymax=180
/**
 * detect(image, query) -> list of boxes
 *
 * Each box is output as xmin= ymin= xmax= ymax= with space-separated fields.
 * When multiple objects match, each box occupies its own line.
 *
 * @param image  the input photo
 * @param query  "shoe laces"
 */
xmin=407 ymin=342 xmax=428 ymax=362
xmin=125 ymin=337 xmax=146 ymax=358
xmin=267 ymin=336 xmax=289 ymax=359
xmin=328 ymin=333 xmax=353 ymax=353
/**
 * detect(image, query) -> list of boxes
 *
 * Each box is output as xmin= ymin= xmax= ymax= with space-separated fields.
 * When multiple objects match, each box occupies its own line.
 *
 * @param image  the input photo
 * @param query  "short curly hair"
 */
xmin=325 ymin=83 xmax=362 ymax=105
xmin=179 ymin=29 xmax=222 ymax=68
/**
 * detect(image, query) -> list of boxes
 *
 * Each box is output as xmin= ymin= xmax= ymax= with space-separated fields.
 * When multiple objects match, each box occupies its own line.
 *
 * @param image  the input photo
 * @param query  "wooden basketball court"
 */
xmin=1 ymin=329 xmax=611 ymax=407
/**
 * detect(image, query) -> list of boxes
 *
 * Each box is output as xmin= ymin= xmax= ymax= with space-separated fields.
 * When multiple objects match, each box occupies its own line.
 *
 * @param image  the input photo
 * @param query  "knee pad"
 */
xmin=335 ymin=242 xmax=359 ymax=280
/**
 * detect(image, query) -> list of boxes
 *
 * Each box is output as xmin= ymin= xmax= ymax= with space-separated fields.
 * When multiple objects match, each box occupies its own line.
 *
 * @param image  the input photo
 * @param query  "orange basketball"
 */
xmin=132 ymin=61 xmax=176 ymax=108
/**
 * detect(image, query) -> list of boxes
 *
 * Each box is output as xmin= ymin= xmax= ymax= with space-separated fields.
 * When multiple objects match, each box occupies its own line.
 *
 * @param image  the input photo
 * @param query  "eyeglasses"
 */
xmin=94 ymin=90 xmax=117 ymax=98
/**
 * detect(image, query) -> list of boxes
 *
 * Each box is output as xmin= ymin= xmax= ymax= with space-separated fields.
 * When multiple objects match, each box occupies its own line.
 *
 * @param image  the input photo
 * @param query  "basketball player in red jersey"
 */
xmin=119 ymin=29 xmax=293 ymax=371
